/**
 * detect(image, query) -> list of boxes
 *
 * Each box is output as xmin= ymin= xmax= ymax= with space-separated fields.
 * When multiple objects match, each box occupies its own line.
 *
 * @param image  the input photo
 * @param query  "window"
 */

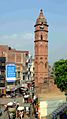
xmin=41 ymin=35 xmax=43 ymax=40
xmin=40 ymin=57 xmax=43 ymax=60
xmin=1 ymin=71 xmax=5 ymax=76
xmin=45 ymin=62 xmax=47 ymax=68
xmin=2 ymin=63 xmax=5 ymax=66
xmin=17 ymin=71 xmax=20 ymax=78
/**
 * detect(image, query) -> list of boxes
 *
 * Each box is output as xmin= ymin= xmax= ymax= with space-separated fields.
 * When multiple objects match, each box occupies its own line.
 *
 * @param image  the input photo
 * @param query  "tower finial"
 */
xmin=40 ymin=9 xmax=43 ymax=12
xmin=34 ymin=9 xmax=48 ymax=26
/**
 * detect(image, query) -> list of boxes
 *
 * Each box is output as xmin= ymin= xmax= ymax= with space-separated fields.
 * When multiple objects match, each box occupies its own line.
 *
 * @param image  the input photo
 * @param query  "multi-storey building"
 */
xmin=0 ymin=57 xmax=6 ymax=95
xmin=0 ymin=45 xmax=29 ymax=94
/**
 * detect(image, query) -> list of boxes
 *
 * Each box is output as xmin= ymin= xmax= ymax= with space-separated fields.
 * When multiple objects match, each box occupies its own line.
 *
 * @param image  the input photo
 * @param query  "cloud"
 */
xmin=0 ymin=32 xmax=34 ymax=54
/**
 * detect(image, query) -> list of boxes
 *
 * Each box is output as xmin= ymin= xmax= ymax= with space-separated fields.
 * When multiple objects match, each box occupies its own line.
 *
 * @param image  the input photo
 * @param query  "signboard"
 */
xmin=6 ymin=64 xmax=16 ymax=82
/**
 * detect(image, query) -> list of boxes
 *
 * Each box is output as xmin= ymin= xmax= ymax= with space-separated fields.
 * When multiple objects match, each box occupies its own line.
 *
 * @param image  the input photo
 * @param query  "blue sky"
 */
xmin=0 ymin=0 xmax=67 ymax=65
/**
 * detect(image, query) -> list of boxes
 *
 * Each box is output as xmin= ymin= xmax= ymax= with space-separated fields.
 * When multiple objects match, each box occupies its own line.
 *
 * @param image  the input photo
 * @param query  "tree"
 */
xmin=53 ymin=59 xmax=67 ymax=101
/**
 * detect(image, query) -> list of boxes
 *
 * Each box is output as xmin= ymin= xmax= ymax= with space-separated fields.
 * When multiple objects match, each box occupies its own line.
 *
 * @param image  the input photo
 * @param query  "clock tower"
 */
xmin=34 ymin=9 xmax=49 ymax=88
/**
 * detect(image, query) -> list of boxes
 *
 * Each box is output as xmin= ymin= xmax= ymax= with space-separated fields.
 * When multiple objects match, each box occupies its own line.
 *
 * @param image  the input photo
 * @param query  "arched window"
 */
xmin=35 ymin=62 xmax=38 ymax=73
xmin=38 ymin=61 xmax=44 ymax=72
xmin=39 ymin=44 xmax=44 ymax=55
xmin=41 ymin=35 xmax=43 ymax=40
xmin=35 ymin=45 xmax=38 ymax=55
xmin=38 ymin=77 xmax=43 ymax=83
xmin=45 ymin=62 xmax=48 ymax=68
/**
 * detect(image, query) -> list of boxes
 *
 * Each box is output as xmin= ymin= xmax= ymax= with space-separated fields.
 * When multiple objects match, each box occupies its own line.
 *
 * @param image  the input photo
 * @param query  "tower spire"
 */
xmin=35 ymin=9 xmax=47 ymax=26
xmin=39 ymin=9 xmax=44 ymax=18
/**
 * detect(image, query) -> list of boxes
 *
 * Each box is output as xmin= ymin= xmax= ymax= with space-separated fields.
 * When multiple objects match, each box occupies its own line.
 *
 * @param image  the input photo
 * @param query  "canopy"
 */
xmin=17 ymin=106 xmax=24 ymax=111
xmin=24 ymin=95 xmax=30 ymax=98
xmin=7 ymin=102 xmax=13 ymax=106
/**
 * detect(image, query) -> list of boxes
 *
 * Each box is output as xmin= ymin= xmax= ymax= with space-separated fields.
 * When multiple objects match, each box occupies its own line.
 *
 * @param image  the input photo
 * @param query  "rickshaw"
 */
xmin=17 ymin=106 xmax=24 ymax=119
xmin=8 ymin=107 xmax=16 ymax=119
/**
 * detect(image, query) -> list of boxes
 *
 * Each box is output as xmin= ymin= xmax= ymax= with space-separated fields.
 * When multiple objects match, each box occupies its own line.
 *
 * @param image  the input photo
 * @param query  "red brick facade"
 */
xmin=34 ymin=10 xmax=65 ymax=101
xmin=34 ymin=10 xmax=48 ymax=87
xmin=0 ymin=45 xmax=29 ymax=62
xmin=0 ymin=45 xmax=29 ymax=82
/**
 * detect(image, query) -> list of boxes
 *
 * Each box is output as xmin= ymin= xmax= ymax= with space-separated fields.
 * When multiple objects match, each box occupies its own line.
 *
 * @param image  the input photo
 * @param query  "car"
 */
xmin=0 ymin=108 xmax=2 ymax=116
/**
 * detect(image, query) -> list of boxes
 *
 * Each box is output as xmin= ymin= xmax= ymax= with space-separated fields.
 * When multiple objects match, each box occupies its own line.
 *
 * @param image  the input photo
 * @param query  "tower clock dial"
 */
xmin=40 ymin=25 xmax=44 ymax=30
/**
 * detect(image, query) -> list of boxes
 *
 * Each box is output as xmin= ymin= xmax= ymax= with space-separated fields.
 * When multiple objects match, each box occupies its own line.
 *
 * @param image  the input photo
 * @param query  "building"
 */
xmin=34 ymin=10 xmax=66 ymax=119
xmin=0 ymin=45 xmax=30 ymax=94
xmin=29 ymin=59 xmax=34 ymax=81
xmin=0 ymin=57 xmax=6 ymax=95
xmin=34 ymin=9 xmax=48 ymax=88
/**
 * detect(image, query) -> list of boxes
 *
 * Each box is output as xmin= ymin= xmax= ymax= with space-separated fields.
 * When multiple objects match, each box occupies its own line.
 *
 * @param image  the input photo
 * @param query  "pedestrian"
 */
xmin=23 ymin=97 xmax=24 ymax=103
xmin=16 ymin=102 xmax=19 ymax=110
xmin=35 ymin=111 xmax=38 ymax=119
xmin=4 ymin=104 xmax=8 ymax=111
xmin=13 ymin=100 xmax=16 ymax=107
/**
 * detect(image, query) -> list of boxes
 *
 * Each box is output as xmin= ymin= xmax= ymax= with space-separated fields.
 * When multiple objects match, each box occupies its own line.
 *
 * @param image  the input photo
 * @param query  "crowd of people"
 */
xmin=3 ymin=81 xmax=39 ymax=119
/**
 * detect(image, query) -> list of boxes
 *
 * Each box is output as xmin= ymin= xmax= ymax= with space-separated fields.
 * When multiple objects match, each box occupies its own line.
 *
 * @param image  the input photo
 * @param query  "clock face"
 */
xmin=40 ymin=25 xmax=44 ymax=30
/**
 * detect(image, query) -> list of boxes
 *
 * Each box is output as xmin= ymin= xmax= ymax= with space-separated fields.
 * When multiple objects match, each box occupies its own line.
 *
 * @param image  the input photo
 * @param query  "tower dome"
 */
xmin=36 ymin=9 xmax=47 ymax=25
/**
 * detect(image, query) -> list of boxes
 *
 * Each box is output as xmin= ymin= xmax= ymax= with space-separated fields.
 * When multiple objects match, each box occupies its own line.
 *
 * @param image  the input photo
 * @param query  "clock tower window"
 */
xmin=45 ymin=62 xmax=47 ymax=68
xmin=41 ymin=35 xmax=43 ymax=40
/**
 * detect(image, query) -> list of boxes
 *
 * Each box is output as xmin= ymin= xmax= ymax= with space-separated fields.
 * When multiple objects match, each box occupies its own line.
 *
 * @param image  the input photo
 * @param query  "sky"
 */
xmin=0 ymin=0 xmax=67 ymax=65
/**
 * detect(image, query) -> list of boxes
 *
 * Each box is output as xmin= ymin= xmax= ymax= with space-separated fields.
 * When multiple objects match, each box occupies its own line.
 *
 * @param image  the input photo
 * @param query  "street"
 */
xmin=0 ymin=111 xmax=35 ymax=119
xmin=0 ymin=96 xmax=24 ymax=106
xmin=0 ymin=96 xmax=35 ymax=119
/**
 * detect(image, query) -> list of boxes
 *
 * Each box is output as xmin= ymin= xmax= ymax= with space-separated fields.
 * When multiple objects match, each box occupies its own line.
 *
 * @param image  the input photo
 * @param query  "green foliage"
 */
xmin=53 ymin=59 xmax=67 ymax=92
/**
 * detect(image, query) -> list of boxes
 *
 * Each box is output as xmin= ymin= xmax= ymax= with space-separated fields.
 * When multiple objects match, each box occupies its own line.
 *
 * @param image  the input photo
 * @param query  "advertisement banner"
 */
xmin=6 ymin=64 xmax=16 ymax=82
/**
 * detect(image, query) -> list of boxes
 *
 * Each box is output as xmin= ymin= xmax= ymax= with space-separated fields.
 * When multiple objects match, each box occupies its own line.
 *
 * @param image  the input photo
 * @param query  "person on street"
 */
xmin=16 ymin=102 xmax=19 ymax=110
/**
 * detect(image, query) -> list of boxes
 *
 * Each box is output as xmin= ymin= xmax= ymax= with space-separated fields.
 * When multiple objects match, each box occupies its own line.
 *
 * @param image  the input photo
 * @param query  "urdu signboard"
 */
xmin=6 ymin=64 xmax=16 ymax=82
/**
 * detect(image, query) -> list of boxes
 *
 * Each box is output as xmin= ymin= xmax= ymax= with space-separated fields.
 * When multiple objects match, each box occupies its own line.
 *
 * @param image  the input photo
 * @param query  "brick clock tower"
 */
xmin=34 ymin=9 xmax=49 ymax=90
